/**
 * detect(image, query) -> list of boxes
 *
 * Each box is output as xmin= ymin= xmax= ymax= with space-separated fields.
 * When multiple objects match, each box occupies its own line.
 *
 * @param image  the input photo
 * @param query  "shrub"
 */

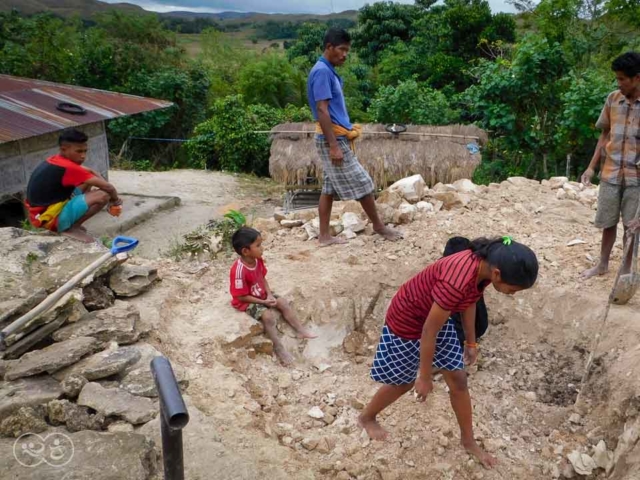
xmin=186 ymin=95 xmax=312 ymax=175
xmin=370 ymin=79 xmax=459 ymax=125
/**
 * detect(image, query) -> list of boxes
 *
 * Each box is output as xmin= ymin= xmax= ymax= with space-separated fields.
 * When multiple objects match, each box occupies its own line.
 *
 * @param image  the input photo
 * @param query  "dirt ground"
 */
xmin=123 ymin=174 xmax=639 ymax=479
xmin=106 ymin=170 xmax=280 ymax=258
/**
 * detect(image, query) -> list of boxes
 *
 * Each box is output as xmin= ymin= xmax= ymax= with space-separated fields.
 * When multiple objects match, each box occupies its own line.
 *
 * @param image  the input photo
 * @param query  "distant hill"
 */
xmin=161 ymin=10 xmax=359 ymax=24
xmin=0 ymin=0 xmax=358 ymax=24
xmin=161 ymin=11 xmax=255 ymax=21
xmin=0 ymin=0 xmax=145 ymax=17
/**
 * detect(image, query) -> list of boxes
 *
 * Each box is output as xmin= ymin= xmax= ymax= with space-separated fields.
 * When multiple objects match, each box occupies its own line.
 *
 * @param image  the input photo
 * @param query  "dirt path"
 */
xmin=122 ymin=176 xmax=640 ymax=479
xmin=103 ymin=169 xmax=279 ymax=258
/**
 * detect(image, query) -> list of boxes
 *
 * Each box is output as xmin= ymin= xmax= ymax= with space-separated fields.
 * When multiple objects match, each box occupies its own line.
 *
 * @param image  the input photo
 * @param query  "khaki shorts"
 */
xmin=595 ymin=181 xmax=640 ymax=229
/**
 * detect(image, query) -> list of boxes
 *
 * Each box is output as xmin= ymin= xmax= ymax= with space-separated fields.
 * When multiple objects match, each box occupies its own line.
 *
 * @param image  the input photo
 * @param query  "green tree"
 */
xmin=200 ymin=28 xmax=249 ymax=99
xmin=412 ymin=0 xmax=507 ymax=62
xmin=109 ymin=65 xmax=211 ymax=169
xmin=463 ymin=35 xmax=568 ymax=178
xmin=186 ymin=95 xmax=312 ymax=175
xmin=555 ymin=71 xmax=612 ymax=177
xmin=238 ymin=54 xmax=303 ymax=108
xmin=382 ymin=0 xmax=517 ymax=91
xmin=340 ymin=61 xmax=377 ymax=122
xmin=482 ymin=13 xmax=517 ymax=44
xmin=607 ymin=0 xmax=640 ymax=27
xmin=513 ymin=0 xmax=626 ymax=71
xmin=255 ymin=21 xmax=298 ymax=40
xmin=94 ymin=11 xmax=176 ymax=50
xmin=285 ymin=22 xmax=326 ymax=68
xmin=352 ymin=1 xmax=418 ymax=66
xmin=0 ymin=12 xmax=80 ymax=82
xmin=376 ymin=43 xmax=419 ymax=87
xmin=75 ymin=11 xmax=182 ymax=91
xmin=370 ymin=79 xmax=459 ymax=125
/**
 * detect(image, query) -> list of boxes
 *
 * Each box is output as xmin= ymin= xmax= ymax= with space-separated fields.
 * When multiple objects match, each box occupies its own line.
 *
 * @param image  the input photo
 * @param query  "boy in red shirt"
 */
xmin=230 ymin=227 xmax=316 ymax=365
xmin=25 ymin=129 xmax=121 ymax=243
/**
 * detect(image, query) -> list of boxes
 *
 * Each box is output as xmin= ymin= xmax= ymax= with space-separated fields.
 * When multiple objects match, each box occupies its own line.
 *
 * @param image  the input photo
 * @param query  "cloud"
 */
xmin=102 ymin=0 xmax=516 ymax=15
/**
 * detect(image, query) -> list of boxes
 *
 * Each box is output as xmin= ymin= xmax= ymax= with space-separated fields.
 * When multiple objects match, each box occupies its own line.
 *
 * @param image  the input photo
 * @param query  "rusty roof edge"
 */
xmin=0 ymin=74 xmax=174 ymax=108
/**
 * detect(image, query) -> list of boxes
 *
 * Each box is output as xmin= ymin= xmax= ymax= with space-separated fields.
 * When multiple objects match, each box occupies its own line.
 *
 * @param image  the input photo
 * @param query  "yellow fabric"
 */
xmin=315 ymin=123 xmax=362 ymax=152
xmin=37 ymin=200 xmax=67 ymax=226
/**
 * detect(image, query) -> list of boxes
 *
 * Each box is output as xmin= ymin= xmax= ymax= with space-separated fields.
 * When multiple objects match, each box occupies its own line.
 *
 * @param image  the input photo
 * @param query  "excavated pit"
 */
xmin=147 ymin=255 xmax=639 ymax=480
xmin=130 ymin=175 xmax=640 ymax=480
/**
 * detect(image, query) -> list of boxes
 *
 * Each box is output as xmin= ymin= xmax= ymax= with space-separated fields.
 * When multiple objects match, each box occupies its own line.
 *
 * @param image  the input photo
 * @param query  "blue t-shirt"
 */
xmin=307 ymin=57 xmax=352 ymax=131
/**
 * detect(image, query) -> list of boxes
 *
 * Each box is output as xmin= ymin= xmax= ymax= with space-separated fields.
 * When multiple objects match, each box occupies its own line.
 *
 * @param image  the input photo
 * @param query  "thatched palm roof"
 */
xmin=269 ymin=123 xmax=488 ymax=187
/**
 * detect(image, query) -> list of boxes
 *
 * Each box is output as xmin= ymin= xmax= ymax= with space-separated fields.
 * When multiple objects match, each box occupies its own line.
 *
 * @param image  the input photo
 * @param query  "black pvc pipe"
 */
xmin=151 ymin=356 xmax=190 ymax=480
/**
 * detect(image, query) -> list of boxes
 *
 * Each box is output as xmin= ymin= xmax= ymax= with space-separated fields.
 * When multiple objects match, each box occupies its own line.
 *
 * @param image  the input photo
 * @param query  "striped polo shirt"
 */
xmin=386 ymin=250 xmax=488 ymax=340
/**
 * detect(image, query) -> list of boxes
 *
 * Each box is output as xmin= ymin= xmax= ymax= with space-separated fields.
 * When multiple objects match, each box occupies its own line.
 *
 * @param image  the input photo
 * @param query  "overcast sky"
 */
xmin=104 ymin=0 xmax=517 ymax=15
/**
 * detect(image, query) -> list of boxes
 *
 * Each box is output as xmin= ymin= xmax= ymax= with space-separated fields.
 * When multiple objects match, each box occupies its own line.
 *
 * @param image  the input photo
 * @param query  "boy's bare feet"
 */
xmin=319 ymin=235 xmax=348 ymax=247
xmin=581 ymin=262 xmax=608 ymax=279
xmin=296 ymin=328 xmax=318 ymax=339
xmin=274 ymin=346 xmax=294 ymax=366
xmin=358 ymin=414 xmax=389 ymax=441
xmin=374 ymin=226 xmax=403 ymax=242
xmin=463 ymin=440 xmax=498 ymax=469
xmin=62 ymin=226 xmax=95 ymax=243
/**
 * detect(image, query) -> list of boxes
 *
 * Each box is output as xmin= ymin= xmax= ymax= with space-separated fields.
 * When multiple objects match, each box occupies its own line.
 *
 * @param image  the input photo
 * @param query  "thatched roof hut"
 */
xmin=269 ymin=123 xmax=488 ymax=188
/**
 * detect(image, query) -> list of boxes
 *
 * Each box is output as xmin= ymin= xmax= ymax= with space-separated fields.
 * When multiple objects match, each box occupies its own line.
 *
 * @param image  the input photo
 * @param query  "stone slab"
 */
xmin=84 ymin=192 xmax=180 ymax=237
xmin=52 ymin=300 xmax=140 ymax=346
xmin=77 ymin=382 xmax=158 ymax=424
xmin=0 ymin=430 xmax=156 ymax=479
xmin=4 ymin=337 xmax=99 ymax=381
xmin=52 ymin=346 xmax=141 ymax=382
xmin=0 ymin=376 xmax=63 ymax=420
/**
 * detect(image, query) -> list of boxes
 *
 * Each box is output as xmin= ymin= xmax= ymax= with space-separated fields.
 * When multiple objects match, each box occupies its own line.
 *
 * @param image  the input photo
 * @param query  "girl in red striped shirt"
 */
xmin=359 ymin=237 xmax=538 ymax=469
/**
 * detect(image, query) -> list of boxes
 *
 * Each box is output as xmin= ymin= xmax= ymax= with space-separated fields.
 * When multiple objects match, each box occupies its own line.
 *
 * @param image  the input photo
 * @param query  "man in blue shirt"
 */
xmin=307 ymin=28 xmax=402 ymax=246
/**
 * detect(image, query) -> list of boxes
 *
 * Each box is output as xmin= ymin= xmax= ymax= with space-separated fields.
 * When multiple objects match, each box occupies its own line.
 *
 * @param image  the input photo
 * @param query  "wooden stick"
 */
xmin=575 ymin=201 xmax=640 ymax=406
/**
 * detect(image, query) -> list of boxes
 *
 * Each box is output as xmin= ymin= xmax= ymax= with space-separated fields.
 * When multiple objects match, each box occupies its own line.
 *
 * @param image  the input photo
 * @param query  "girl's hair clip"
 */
xmin=502 ymin=236 xmax=513 ymax=246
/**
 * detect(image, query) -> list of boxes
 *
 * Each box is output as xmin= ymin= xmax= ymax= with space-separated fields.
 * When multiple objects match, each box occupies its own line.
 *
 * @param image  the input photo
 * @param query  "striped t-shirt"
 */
xmin=386 ymin=250 xmax=488 ymax=340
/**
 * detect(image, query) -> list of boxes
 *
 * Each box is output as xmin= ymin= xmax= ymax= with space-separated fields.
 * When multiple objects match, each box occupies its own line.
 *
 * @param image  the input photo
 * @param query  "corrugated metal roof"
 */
xmin=0 ymin=75 xmax=173 ymax=143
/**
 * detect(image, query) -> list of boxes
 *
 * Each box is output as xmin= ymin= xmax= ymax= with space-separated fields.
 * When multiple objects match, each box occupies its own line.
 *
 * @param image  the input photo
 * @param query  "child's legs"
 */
xmin=441 ymin=370 xmax=474 ymax=443
xmin=442 ymin=369 xmax=497 ymax=468
xmin=434 ymin=319 xmax=474 ymax=442
xmin=275 ymin=297 xmax=303 ymax=330
xmin=257 ymin=309 xmax=283 ymax=348
xmin=275 ymin=297 xmax=316 ymax=338
xmin=360 ymin=383 xmax=414 ymax=421
xmin=58 ymin=189 xmax=109 ymax=233
xmin=257 ymin=308 xmax=293 ymax=364
xmin=360 ymin=325 xmax=421 ymax=439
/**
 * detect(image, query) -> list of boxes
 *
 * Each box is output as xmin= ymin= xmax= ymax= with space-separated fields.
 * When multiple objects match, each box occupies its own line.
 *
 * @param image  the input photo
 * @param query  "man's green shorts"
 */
xmin=595 ymin=181 xmax=640 ymax=229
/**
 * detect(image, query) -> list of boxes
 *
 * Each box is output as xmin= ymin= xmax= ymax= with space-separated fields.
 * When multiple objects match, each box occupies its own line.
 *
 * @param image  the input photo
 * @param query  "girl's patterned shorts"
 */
xmin=370 ymin=319 xmax=464 ymax=385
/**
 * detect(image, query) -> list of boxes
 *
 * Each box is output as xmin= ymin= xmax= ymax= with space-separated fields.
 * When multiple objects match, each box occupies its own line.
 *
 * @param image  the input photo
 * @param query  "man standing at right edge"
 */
xmin=307 ymin=28 xmax=402 ymax=246
xmin=582 ymin=52 xmax=640 ymax=279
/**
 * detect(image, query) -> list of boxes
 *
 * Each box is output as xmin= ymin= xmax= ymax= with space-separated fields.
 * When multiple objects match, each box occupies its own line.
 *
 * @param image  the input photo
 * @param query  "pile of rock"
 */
xmin=258 ymin=174 xmax=483 ymax=242
xmin=542 ymin=176 xmax=598 ymax=209
xmin=0 ymin=228 xmax=179 ymax=449
xmin=249 ymin=174 xmax=602 ymax=245
xmin=557 ymin=415 xmax=639 ymax=478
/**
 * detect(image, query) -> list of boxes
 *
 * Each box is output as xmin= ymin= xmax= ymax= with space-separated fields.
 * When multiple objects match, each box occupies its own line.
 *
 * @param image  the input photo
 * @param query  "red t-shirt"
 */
xmin=26 ymin=154 xmax=94 ymax=207
xmin=229 ymin=258 xmax=268 ymax=311
xmin=386 ymin=250 xmax=488 ymax=340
